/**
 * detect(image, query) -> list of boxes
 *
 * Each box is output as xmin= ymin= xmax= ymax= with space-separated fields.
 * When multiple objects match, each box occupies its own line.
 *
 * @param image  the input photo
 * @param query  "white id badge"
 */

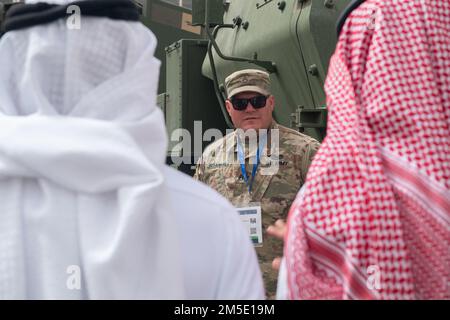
xmin=237 ymin=204 xmax=263 ymax=247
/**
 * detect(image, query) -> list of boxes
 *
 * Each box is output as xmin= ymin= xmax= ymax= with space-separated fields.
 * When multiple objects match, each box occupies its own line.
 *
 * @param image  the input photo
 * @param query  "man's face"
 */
xmin=225 ymin=91 xmax=274 ymax=131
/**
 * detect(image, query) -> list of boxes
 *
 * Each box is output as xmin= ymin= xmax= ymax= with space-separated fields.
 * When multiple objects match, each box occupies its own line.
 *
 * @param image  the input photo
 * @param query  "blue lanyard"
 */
xmin=237 ymin=134 xmax=267 ymax=193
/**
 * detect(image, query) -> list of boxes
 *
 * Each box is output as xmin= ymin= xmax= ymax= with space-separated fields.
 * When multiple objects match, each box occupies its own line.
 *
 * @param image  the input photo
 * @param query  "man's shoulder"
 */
xmin=163 ymin=166 xmax=264 ymax=300
xmin=163 ymin=165 xmax=235 ymax=215
xmin=276 ymin=123 xmax=320 ymax=148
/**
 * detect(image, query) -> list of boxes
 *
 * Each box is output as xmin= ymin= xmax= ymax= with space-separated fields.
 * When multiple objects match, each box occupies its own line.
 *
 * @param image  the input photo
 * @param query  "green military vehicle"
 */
xmin=150 ymin=0 xmax=351 ymax=173
xmin=1 ymin=0 xmax=351 ymax=174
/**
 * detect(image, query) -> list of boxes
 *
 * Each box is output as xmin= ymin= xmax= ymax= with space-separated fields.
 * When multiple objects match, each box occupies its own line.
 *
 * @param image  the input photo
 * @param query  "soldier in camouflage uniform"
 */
xmin=194 ymin=69 xmax=320 ymax=299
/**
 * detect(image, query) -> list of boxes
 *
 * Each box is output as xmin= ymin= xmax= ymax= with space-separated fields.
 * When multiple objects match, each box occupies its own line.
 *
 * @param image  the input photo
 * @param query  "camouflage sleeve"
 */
xmin=192 ymin=155 xmax=205 ymax=182
xmin=301 ymin=140 xmax=320 ymax=182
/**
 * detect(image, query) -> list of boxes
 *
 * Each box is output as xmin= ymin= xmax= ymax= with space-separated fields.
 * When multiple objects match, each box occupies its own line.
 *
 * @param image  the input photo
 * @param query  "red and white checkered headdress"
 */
xmin=285 ymin=0 xmax=450 ymax=299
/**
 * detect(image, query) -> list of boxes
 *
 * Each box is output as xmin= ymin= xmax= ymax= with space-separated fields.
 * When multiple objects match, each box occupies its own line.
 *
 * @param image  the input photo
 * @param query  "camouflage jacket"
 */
xmin=194 ymin=121 xmax=320 ymax=298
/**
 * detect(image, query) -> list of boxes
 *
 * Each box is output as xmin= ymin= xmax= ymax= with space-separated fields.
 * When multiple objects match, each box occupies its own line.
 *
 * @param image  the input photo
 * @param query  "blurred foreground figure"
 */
xmin=0 ymin=0 xmax=263 ymax=299
xmin=285 ymin=0 xmax=449 ymax=299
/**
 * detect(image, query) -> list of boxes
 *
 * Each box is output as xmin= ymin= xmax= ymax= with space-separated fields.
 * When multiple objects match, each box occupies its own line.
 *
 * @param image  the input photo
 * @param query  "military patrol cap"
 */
xmin=225 ymin=69 xmax=271 ymax=98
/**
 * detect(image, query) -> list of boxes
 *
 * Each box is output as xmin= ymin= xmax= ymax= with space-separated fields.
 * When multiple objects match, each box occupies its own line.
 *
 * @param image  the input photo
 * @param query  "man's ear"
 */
xmin=268 ymin=95 xmax=275 ymax=111
xmin=225 ymin=99 xmax=233 ymax=115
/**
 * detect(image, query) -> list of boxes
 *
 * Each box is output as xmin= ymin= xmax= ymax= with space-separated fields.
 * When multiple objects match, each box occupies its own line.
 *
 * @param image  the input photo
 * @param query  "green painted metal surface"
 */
xmin=137 ymin=0 xmax=203 ymax=94
xmin=200 ymin=0 xmax=351 ymax=141
xmin=160 ymin=39 xmax=227 ymax=172
xmin=192 ymin=0 xmax=224 ymax=26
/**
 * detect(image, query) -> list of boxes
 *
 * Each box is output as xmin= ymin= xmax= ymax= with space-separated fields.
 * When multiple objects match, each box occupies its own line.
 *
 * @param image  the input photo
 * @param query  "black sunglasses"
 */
xmin=230 ymin=95 xmax=269 ymax=111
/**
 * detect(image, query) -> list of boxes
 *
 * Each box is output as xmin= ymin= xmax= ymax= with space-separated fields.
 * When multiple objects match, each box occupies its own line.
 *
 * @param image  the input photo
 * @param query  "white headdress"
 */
xmin=0 ymin=0 xmax=185 ymax=299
